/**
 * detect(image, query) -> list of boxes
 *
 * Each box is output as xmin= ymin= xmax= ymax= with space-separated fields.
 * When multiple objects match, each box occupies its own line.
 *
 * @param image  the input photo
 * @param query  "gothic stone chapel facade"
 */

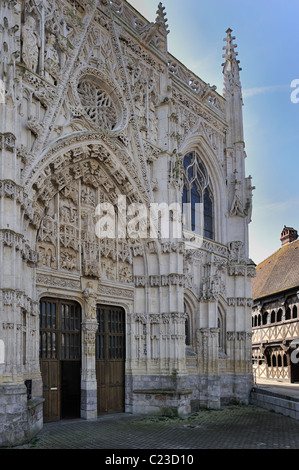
xmin=0 ymin=0 xmax=255 ymax=446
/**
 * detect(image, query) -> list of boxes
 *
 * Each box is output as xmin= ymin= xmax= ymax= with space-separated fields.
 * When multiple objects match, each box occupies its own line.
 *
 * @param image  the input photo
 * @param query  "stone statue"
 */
xmin=83 ymin=282 xmax=97 ymax=320
xmin=21 ymin=16 xmax=40 ymax=73
xmin=44 ymin=33 xmax=60 ymax=82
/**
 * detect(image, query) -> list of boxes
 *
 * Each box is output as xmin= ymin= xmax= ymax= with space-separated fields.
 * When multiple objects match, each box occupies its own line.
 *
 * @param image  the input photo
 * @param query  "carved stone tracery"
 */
xmin=78 ymin=78 xmax=118 ymax=129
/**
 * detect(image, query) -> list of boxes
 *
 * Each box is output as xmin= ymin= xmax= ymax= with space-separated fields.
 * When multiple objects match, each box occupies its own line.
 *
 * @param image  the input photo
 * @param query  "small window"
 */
xmin=185 ymin=316 xmax=191 ymax=346
xmin=262 ymin=312 xmax=268 ymax=325
xmin=283 ymin=354 xmax=288 ymax=367
xmin=204 ymin=190 xmax=214 ymax=239
xmin=218 ymin=311 xmax=225 ymax=352
xmin=277 ymin=309 xmax=283 ymax=322
xmin=184 ymin=303 xmax=192 ymax=347
xmin=293 ymin=305 xmax=298 ymax=319
xmin=25 ymin=380 xmax=32 ymax=400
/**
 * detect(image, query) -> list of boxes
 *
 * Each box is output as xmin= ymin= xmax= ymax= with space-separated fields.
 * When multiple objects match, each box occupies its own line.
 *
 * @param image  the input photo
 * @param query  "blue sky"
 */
xmin=128 ymin=0 xmax=299 ymax=264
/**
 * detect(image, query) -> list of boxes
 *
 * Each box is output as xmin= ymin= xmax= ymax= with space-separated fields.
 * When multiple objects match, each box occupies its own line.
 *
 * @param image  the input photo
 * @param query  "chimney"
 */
xmin=280 ymin=226 xmax=298 ymax=246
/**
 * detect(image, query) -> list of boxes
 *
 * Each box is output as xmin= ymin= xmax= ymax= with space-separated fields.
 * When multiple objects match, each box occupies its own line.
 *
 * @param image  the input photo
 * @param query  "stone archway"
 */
xmin=25 ymin=138 xmax=151 ymax=420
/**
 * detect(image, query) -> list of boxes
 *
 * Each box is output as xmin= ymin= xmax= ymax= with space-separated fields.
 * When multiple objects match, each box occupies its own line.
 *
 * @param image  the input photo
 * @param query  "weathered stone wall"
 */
xmin=0 ymin=384 xmax=43 ymax=447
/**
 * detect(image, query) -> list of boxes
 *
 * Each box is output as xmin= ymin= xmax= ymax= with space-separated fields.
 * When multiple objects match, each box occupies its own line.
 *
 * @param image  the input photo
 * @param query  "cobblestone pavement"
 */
xmin=12 ymin=405 xmax=299 ymax=450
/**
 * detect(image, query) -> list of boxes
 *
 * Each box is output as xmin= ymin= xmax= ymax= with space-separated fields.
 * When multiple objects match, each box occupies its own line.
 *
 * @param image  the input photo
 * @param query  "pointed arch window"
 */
xmin=218 ymin=309 xmax=226 ymax=353
xmin=182 ymin=152 xmax=214 ymax=240
xmin=184 ymin=303 xmax=191 ymax=346
xmin=185 ymin=316 xmax=191 ymax=346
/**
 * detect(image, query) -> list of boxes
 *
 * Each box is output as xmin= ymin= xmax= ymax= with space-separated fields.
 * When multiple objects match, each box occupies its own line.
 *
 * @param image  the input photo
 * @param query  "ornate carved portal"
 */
xmin=36 ymin=149 xmax=135 ymax=420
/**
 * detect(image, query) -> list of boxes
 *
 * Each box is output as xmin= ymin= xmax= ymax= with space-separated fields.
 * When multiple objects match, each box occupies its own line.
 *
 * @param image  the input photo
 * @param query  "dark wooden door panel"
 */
xmin=96 ymin=361 xmax=125 ymax=414
xmin=109 ymin=361 xmax=125 ymax=413
xmin=40 ymin=299 xmax=81 ymax=422
xmin=96 ymin=306 xmax=125 ymax=415
xmin=96 ymin=361 xmax=108 ymax=414
xmin=40 ymin=360 xmax=60 ymax=422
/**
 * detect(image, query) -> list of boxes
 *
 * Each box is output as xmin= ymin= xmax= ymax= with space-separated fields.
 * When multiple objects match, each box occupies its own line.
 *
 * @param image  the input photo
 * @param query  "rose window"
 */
xmin=77 ymin=79 xmax=118 ymax=130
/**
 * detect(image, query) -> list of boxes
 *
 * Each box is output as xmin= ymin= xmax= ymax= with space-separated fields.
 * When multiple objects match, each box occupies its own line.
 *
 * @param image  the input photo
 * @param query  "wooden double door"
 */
xmin=40 ymin=299 xmax=125 ymax=422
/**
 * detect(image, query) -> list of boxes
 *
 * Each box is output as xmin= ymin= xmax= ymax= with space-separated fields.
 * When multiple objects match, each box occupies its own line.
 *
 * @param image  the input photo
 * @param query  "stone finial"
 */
xmin=222 ymin=28 xmax=242 ymax=98
xmin=222 ymin=28 xmax=241 ymax=67
xmin=156 ymin=2 xmax=170 ymax=35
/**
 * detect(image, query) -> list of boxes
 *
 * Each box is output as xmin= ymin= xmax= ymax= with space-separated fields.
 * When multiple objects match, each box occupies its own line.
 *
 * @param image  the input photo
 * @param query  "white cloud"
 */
xmin=243 ymin=84 xmax=288 ymax=98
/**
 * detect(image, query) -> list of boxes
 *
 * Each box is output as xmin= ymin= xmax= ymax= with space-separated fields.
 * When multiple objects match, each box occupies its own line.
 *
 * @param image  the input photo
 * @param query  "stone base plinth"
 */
xmin=131 ymin=389 xmax=192 ymax=418
xmin=81 ymin=386 xmax=97 ymax=420
xmin=0 ymin=384 xmax=44 ymax=448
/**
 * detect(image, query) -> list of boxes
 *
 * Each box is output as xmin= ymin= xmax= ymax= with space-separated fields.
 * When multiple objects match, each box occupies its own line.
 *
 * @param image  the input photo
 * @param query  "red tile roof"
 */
xmin=252 ymin=239 xmax=299 ymax=300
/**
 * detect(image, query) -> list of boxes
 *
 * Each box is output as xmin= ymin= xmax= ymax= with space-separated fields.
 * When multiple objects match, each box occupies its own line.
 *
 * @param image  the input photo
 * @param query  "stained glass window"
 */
xmin=182 ymin=152 xmax=214 ymax=240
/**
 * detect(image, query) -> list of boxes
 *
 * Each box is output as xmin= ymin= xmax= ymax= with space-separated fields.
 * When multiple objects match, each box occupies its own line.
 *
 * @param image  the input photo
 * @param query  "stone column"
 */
xmin=81 ymin=283 xmax=98 ymax=420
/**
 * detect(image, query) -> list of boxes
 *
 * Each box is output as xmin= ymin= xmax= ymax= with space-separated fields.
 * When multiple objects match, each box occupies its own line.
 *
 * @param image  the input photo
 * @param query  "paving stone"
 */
xmin=9 ymin=405 xmax=299 ymax=450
